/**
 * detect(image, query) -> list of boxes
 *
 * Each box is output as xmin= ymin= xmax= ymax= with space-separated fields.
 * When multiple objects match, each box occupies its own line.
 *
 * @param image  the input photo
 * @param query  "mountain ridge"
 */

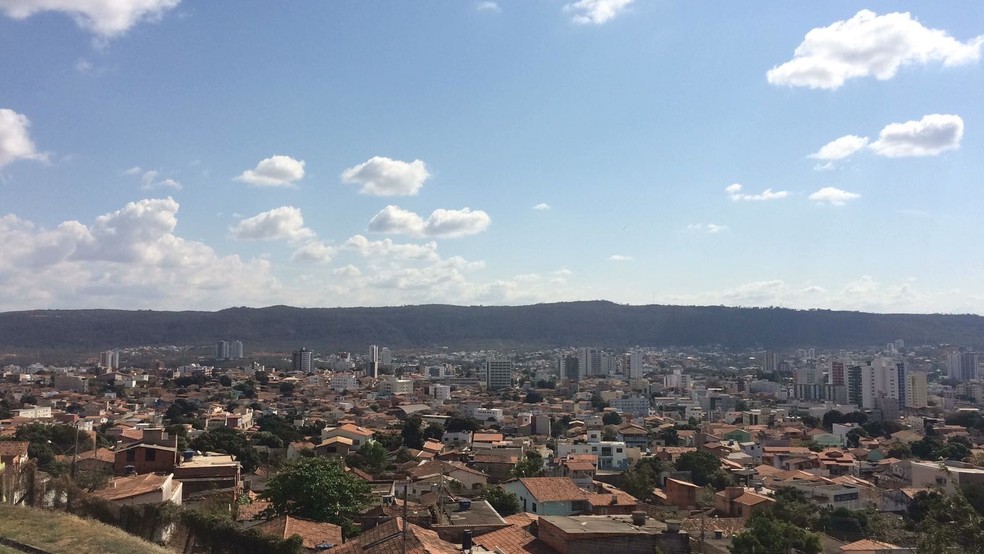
xmin=1 ymin=301 xmax=982 ymax=352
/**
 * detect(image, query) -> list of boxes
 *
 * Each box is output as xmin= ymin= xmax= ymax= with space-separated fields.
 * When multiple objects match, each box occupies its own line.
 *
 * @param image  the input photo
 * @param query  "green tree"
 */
xmin=524 ymin=391 xmax=544 ymax=404
xmin=252 ymin=431 xmax=285 ymax=449
xmin=279 ymin=381 xmax=296 ymax=396
xmin=887 ymin=442 xmax=912 ymax=460
xmin=261 ymin=457 xmax=372 ymax=537
xmin=423 ymin=423 xmax=445 ymax=442
xmin=602 ymin=411 xmax=622 ymax=425
xmin=482 ymin=485 xmax=521 ymax=516
xmin=621 ymin=457 xmax=666 ymax=500
xmin=445 ymin=416 xmax=481 ymax=433
xmin=190 ymin=426 xmax=261 ymax=473
xmin=511 ymin=451 xmax=545 ymax=478
xmin=675 ymin=450 xmax=724 ymax=488
xmin=912 ymin=487 xmax=984 ymax=553
xmin=256 ymin=414 xmax=304 ymax=444
xmin=730 ymin=513 xmax=822 ymax=554
xmin=346 ymin=441 xmax=389 ymax=474
xmin=401 ymin=415 xmax=424 ymax=449
xmin=658 ymin=428 xmax=679 ymax=446
xmin=218 ymin=375 xmax=233 ymax=387
xmin=254 ymin=371 xmax=270 ymax=385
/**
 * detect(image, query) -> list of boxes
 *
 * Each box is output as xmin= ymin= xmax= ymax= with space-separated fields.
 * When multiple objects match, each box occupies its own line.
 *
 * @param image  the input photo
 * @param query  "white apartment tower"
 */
xmin=486 ymin=359 xmax=513 ymax=391
xmin=628 ymin=350 xmax=643 ymax=379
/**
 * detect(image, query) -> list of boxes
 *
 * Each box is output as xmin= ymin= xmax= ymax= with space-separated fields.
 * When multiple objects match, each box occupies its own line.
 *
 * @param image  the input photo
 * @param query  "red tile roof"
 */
xmin=517 ymin=477 xmax=590 ymax=502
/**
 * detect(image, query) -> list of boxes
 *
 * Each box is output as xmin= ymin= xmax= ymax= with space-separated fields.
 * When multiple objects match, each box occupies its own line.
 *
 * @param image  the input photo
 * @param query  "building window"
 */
xmin=616 ymin=448 xmax=623 ymax=453
xmin=532 ymin=503 xmax=537 ymax=513
xmin=146 ymin=449 xmax=156 ymax=461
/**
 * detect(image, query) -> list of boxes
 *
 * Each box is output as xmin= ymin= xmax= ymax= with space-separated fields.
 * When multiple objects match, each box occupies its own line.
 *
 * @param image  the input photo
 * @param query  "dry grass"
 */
xmin=0 ymin=504 xmax=171 ymax=554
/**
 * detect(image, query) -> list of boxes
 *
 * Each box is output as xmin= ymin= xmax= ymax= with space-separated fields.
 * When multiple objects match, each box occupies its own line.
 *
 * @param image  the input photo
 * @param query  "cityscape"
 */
xmin=1 ymin=1 xmax=982 ymax=553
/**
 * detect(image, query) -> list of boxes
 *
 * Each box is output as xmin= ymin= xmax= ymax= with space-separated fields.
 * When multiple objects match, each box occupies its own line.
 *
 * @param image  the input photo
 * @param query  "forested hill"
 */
xmin=1 ymin=301 xmax=982 ymax=351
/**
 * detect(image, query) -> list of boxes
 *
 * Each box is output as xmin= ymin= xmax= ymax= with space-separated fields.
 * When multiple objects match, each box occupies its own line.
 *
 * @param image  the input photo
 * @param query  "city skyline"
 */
xmin=1 ymin=2 xmax=982 ymax=313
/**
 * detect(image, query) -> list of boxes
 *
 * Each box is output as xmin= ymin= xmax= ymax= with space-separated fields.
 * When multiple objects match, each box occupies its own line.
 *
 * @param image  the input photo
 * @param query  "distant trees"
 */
xmin=482 ymin=485 xmax=520 ymax=516
xmin=445 ymin=417 xmax=482 ymax=433
xmin=346 ymin=442 xmax=389 ymax=475
xmin=676 ymin=451 xmax=732 ymax=489
xmin=602 ymin=411 xmax=622 ymax=426
xmin=190 ymin=427 xmax=260 ymax=473
xmin=730 ymin=513 xmax=822 ymax=554
xmin=510 ymin=451 xmax=545 ymax=478
xmin=621 ymin=457 xmax=666 ymax=500
xmin=524 ymin=391 xmax=544 ymax=404
xmin=401 ymin=415 xmax=425 ymax=449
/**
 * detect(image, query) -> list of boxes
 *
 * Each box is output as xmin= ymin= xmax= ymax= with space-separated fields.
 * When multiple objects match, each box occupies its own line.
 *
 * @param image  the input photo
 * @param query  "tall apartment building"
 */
xmin=948 ymin=352 xmax=979 ymax=382
xmin=905 ymin=371 xmax=929 ymax=409
xmin=99 ymin=350 xmax=120 ymax=370
xmin=292 ymin=348 xmax=313 ymax=373
xmin=558 ymin=355 xmax=579 ymax=381
xmin=215 ymin=341 xmax=230 ymax=360
xmin=578 ymin=348 xmax=602 ymax=377
xmin=628 ymin=350 xmax=643 ymax=379
xmin=485 ymin=359 xmax=513 ymax=391
xmin=230 ymin=340 xmax=244 ymax=359
xmin=830 ymin=361 xmax=845 ymax=386
xmin=764 ymin=351 xmax=779 ymax=373
xmin=857 ymin=357 xmax=900 ymax=410
xmin=367 ymin=344 xmax=380 ymax=379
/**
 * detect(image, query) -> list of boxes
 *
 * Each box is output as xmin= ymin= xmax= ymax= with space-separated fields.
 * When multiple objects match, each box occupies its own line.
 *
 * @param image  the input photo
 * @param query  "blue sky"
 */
xmin=0 ymin=1 xmax=982 ymax=313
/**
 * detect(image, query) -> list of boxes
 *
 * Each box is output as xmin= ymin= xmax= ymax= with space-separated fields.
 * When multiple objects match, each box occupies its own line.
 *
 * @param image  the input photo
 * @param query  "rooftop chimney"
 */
xmin=631 ymin=511 xmax=646 ymax=526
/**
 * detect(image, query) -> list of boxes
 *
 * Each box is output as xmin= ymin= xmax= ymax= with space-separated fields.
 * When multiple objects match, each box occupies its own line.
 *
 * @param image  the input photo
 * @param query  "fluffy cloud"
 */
xmin=229 ymin=206 xmax=314 ymax=242
xmin=0 ymin=198 xmax=279 ymax=310
xmin=808 ymin=186 xmax=861 ymax=206
xmin=868 ymin=114 xmax=964 ymax=157
xmin=768 ymin=10 xmax=984 ymax=89
xmin=341 ymin=156 xmax=429 ymax=196
xmin=532 ymin=203 xmax=551 ymax=211
xmin=0 ymin=108 xmax=46 ymax=169
xmin=725 ymin=183 xmax=789 ymax=202
xmin=563 ymin=0 xmax=634 ymax=25
xmin=290 ymin=241 xmax=335 ymax=264
xmin=0 ymin=0 xmax=181 ymax=38
xmin=235 ymin=155 xmax=305 ymax=187
xmin=609 ymin=254 xmax=632 ymax=262
xmin=367 ymin=205 xmax=491 ymax=238
xmin=809 ymin=135 xmax=869 ymax=169
xmin=687 ymin=223 xmax=729 ymax=234
xmin=343 ymin=234 xmax=439 ymax=261
xmin=476 ymin=1 xmax=499 ymax=13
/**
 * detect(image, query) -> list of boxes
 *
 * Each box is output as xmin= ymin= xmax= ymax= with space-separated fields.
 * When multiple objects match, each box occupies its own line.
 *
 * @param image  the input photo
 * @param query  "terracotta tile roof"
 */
xmin=0 ymin=441 xmax=29 ymax=458
xmin=330 ymin=517 xmax=458 ymax=554
xmin=473 ymin=522 xmax=554 ymax=554
xmin=517 ymin=477 xmax=590 ymax=502
xmin=473 ymin=433 xmax=505 ymax=442
xmin=254 ymin=515 xmax=343 ymax=550
xmin=92 ymin=473 xmax=172 ymax=502
xmin=839 ymin=538 xmax=905 ymax=551
xmin=734 ymin=492 xmax=774 ymax=506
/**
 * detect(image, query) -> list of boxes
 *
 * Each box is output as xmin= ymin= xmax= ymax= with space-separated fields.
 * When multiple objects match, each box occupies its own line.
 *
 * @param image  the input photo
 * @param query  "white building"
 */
xmin=99 ymin=350 xmax=119 ymax=370
xmin=486 ymin=359 xmax=513 ymax=391
xmin=610 ymin=396 xmax=652 ymax=417
xmin=330 ymin=373 xmax=359 ymax=392
xmin=579 ymin=348 xmax=602 ymax=377
xmin=905 ymin=372 xmax=929 ymax=409
xmin=860 ymin=357 xmax=899 ymax=410
xmin=555 ymin=429 xmax=631 ymax=470
xmin=473 ymin=407 xmax=504 ymax=422
xmin=433 ymin=384 xmax=451 ymax=402
xmin=379 ymin=376 xmax=413 ymax=395
xmin=628 ymin=350 xmax=643 ymax=379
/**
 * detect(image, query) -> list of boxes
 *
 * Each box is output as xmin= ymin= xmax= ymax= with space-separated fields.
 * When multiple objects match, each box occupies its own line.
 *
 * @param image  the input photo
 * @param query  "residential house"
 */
xmin=502 ymin=477 xmax=591 ymax=516
xmin=92 ymin=472 xmax=183 ymax=506
xmin=251 ymin=515 xmax=343 ymax=552
xmin=321 ymin=423 xmax=375 ymax=448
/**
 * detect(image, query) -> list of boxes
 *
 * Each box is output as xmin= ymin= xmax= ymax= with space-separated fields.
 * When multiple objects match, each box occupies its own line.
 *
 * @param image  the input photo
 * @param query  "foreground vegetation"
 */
xmin=0 ymin=504 xmax=171 ymax=554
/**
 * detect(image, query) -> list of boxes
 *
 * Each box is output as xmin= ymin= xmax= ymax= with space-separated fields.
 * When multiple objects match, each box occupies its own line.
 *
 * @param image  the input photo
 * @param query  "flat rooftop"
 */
xmin=539 ymin=515 xmax=669 ymax=535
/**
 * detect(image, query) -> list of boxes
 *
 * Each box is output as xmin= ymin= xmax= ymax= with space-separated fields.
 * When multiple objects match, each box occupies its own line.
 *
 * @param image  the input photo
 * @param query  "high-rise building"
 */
xmin=486 ymin=359 xmax=513 ymax=391
xmin=578 ymin=348 xmax=602 ymax=377
xmin=230 ymin=340 xmax=244 ymax=359
xmin=99 ymin=350 xmax=119 ymax=370
xmin=292 ymin=348 xmax=313 ymax=373
xmin=215 ymin=341 xmax=229 ymax=360
xmin=380 ymin=347 xmax=392 ymax=367
xmin=764 ymin=351 xmax=779 ymax=373
xmin=628 ymin=350 xmax=643 ymax=379
xmin=600 ymin=353 xmax=619 ymax=376
xmin=948 ymin=352 xmax=979 ymax=382
xmin=558 ymin=356 xmax=579 ymax=381
xmin=830 ymin=361 xmax=845 ymax=386
xmin=905 ymin=371 xmax=929 ymax=409
xmin=858 ymin=357 xmax=900 ymax=410
xmin=847 ymin=365 xmax=863 ymax=407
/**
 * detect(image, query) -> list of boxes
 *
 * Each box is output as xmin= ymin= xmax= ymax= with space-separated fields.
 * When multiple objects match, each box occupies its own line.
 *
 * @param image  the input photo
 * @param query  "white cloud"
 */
xmin=476 ymin=1 xmax=499 ymax=13
xmin=235 ymin=155 xmax=305 ymax=187
xmin=340 ymin=156 xmax=429 ymax=196
xmin=563 ymin=0 xmax=634 ymax=25
xmin=229 ymin=206 xmax=315 ymax=242
xmin=725 ymin=183 xmax=789 ymax=202
xmin=809 ymin=134 xmax=869 ymax=169
xmin=290 ymin=241 xmax=335 ymax=264
xmin=343 ymin=235 xmax=439 ymax=261
xmin=0 ymin=198 xmax=279 ymax=310
xmin=687 ymin=223 xmax=729 ymax=234
xmin=0 ymin=108 xmax=46 ymax=169
xmin=808 ymin=186 xmax=861 ymax=206
xmin=532 ymin=203 xmax=551 ymax=211
xmin=768 ymin=10 xmax=984 ymax=89
xmin=332 ymin=264 xmax=361 ymax=278
xmin=609 ymin=254 xmax=632 ymax=262
xmin=124 ymin=167 xmax=182 ymax=190
xmin=367 ymin=205 xmax=491 ymax=238
xmin=868 ymin=114 xmax=964 ymax=157
xmin=0 ymin=0 xmax=181 ymax=38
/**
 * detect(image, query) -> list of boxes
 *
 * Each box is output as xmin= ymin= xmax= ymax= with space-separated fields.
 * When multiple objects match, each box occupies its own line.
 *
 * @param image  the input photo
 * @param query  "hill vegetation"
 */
xmin=0 ymin=504 xmax=170 ymax=554
xmin=1 ymin=301 xmax=983 ymax=352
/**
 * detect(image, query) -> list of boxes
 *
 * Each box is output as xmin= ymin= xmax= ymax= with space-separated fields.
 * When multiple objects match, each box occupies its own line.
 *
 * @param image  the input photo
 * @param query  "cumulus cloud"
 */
xmin=563 ymin=0 xmax=634 ymax=25
xmin=808 ymin=186 xmax=861 ymax=206
xmin=725 ymin=183 xmax=789 ymax=202
xmin=367 ymin=205 xmax=491 ymax=238
xmin=809 ymin=135 xmax=870 ymax=169
xmin=229 ymin=206 xmax=314 ymax=242
xmin=687 ymin=223 xmax=729 ymax=234
xmin=476 ymin=1 xmax=499 ymax=13
xmin=343 ymin=234 xmax=439 ymax=261
xmin=532 ymin=203 xmax=551 ymax=211
xmin=0 ymin=108 xmax=46 ymax=169
xmin=341 ymin=156 xmax=429 ymax=196
xmin=235 ymin=155 xmax=305 ymax=187
xmin=609 ymin=254 xmax=632 ymax=262
xmin=868 ymin=114 xmax=964 ymax=157
xmin=290 ymin=240 xmax=335 ymax=264
xmin=768 ymin=10 xmax=984 ymax=89
xmin=0 ymin=198 xmax=279 ymax=310
xmin=0 ymin=0 xmax=181 ymax=38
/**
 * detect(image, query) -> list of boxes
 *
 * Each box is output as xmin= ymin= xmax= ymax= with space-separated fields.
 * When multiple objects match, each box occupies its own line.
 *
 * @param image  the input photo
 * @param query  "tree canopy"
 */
xmin=261 ymin=457 xmax=372 ymax=537
xmin=190 ymin=426 xmax=260 ymax=473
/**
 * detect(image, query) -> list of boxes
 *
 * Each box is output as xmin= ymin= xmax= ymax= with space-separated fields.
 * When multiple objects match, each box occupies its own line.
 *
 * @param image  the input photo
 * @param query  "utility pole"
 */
xmin=71 ymin=423 xmax=80 ymax=479
xmin=401 ymin=477 xmax=409 ymax=554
